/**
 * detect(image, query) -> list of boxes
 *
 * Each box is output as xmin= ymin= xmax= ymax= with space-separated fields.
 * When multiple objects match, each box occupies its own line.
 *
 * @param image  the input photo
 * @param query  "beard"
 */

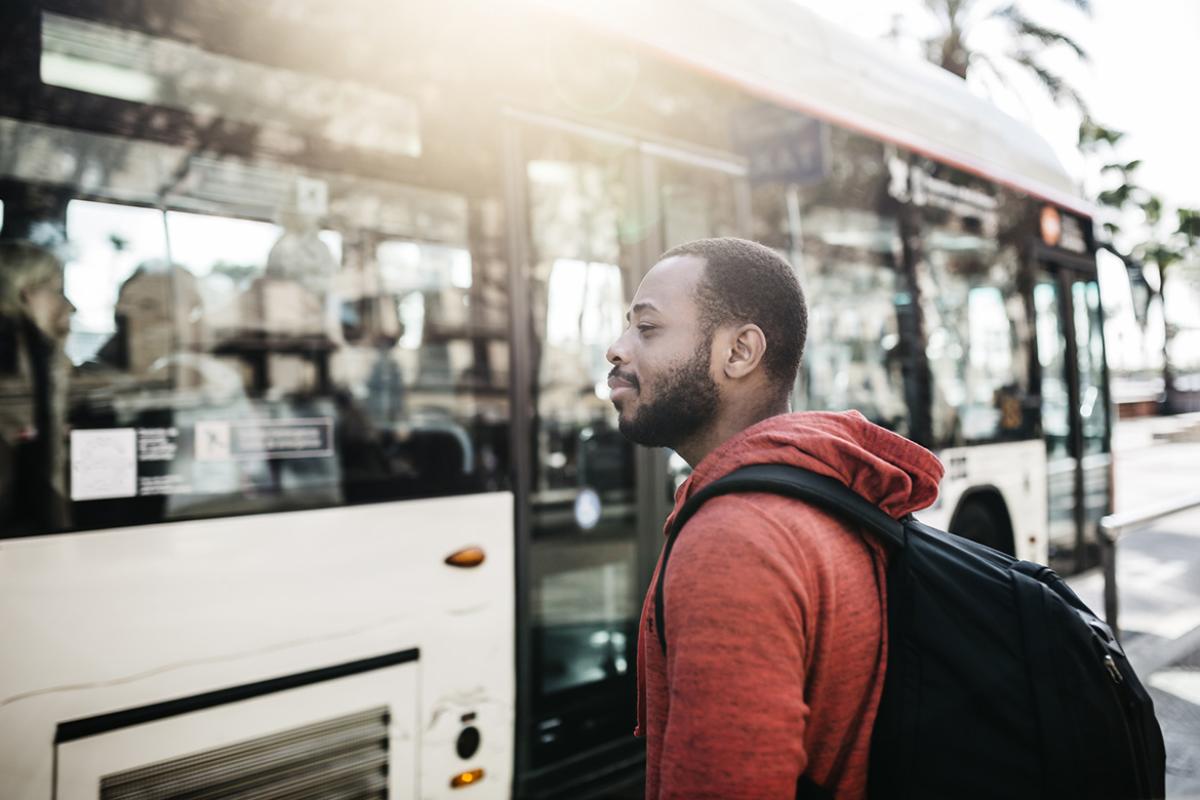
xmin=616 ymin=340 xmax=720 ymax=449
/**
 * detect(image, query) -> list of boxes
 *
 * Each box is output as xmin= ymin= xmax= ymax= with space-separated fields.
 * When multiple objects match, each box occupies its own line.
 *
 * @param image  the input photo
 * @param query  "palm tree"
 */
xmin=1142 ymin=209 xmax=1200 ymax=411
xmin=912 ymin=0 xmax=1092 ymax=116
xmin=1078 ymin=119 xmax=1163 ymax=243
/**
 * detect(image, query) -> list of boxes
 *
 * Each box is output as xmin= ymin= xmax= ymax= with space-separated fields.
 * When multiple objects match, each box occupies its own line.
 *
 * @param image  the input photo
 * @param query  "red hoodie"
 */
xmin=635 ymin=411 xmax=943 ymax=799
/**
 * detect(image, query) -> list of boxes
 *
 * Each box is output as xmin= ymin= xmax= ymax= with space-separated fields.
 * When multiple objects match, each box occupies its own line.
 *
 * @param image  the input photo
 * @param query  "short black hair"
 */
xmin=660 ymin=237 xmax=806 ymax=399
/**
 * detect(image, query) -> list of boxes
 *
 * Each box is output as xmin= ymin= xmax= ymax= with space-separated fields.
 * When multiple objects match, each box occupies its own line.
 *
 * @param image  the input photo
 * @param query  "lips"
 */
xmin=607 ymin=372 xmax=637 ymax=402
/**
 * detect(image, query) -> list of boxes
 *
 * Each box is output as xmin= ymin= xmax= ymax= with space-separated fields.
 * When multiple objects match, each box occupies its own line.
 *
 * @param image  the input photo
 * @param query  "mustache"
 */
xmin=608 ymin=367 xmax=639 ymax=390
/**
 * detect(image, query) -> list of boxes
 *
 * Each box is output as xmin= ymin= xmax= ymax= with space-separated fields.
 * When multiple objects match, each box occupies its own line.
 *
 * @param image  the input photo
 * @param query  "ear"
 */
xmin=722 ymin=323 xmax=767 ymax=380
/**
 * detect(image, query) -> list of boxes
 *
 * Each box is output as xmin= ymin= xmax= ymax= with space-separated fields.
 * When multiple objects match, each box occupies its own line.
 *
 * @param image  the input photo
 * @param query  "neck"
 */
xmin=675 ymin=397 xmax=790 ymax=467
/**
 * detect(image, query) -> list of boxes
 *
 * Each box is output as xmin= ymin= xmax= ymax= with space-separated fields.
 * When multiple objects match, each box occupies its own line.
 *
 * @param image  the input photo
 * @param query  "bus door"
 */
xmin=506 ymin=115 xmax=649 ymax=797
xmin=1034 ymin=265 xmax=1112 ymax=573
xmin=505 ymin=113 xmax=751 ymax=796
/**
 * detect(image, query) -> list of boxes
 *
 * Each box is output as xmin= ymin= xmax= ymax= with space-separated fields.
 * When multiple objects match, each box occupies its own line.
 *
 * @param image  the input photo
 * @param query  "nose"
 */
xmin=606 ymin=327 xmax=631 ymax=367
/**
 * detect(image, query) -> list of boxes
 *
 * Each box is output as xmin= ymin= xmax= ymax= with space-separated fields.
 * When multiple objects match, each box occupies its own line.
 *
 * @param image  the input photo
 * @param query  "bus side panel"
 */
xmin=923 ymin=440 xmax=1049 ymax=564
xmin=0 ymin=492 xmax=514 ymax=800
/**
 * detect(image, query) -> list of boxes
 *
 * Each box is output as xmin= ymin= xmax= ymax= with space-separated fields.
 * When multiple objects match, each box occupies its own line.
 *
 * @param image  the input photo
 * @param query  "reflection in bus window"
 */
xmin=544 ymin=259 xmax=625 ymax=410
xmin=64 ymin=200 xmax=167 ymax=366
xmin=658 ymin=159 xmax=740 ymax=246
xmin=523 ymin=131 xmax=639 ymax=766
xmin=792 ymin=206 xmax=908 ymax=434
xmin=1074 ymin=280 xmax=1108 ymax=455
xmin=526 ymin=151 xmax=633 ymax=497
xmin=375 ymin=240 xmax=474 ymax=394
xmin=2 ymin=156 xmax=509 ymax=535
xmin=921 ymin=227 xmax=1030 ymax=446
xmin=0 ymin=242 xmax=74 ymax=535
xmin=1036 ymin=280 xmax=1070 ymax=459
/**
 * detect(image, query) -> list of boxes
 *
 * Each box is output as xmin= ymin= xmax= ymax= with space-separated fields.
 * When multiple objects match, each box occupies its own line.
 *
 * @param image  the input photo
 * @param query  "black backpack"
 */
xmin=653 ymin=464 xmax=1166 ymax=800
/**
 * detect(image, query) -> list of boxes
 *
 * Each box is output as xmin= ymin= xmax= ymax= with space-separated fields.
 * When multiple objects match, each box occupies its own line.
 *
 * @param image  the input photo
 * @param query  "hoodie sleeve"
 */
xmin=657 ymin=495 xmax=812 ymax=799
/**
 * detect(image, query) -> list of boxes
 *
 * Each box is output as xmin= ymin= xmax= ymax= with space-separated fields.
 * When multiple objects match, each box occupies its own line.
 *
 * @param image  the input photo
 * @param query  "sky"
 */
xmin=796 ymin=0 xmax=1200 ymax=211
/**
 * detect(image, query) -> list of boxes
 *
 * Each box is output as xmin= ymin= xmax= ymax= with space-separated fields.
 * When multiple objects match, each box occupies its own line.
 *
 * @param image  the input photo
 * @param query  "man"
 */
xmin=606 ymin=238 xmax=942 ymax=799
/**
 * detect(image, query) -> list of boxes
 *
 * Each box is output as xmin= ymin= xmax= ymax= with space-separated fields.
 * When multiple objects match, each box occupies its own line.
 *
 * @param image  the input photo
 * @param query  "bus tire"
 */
xmin=951 ymin=497 xmax=1015 ymax=556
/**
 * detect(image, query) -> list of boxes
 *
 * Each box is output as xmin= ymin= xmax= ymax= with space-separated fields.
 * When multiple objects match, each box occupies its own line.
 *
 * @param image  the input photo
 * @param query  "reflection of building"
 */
xmin=211 ymin=227 xmax=339 ymax=396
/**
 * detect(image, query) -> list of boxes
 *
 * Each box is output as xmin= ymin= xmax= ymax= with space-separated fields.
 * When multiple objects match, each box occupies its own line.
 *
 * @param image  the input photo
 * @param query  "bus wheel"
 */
xmin=952 ymin=499 xmax=1014 ymax=556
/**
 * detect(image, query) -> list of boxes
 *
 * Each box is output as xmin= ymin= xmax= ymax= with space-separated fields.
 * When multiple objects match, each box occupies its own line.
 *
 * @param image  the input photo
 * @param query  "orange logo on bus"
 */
xmin=1040 ymin=205 xmax=1062 ymax=247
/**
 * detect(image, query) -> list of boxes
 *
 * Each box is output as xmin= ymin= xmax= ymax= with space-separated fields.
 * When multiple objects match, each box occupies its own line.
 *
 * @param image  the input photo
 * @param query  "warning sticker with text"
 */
xmin=194 ymin=418 xmax=334 ymax=461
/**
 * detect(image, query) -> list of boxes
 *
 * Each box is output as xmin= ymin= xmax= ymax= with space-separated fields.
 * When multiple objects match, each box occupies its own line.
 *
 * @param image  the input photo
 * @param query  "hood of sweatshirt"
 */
xmin=667 ymin=410 xmax=944 ymax=530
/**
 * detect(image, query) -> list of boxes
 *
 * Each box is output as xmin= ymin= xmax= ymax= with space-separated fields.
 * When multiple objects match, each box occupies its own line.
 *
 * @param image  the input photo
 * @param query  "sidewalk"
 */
xmin=1066 ymin=413 xmax=1200 ymax=798
xmin=1111 ymin=411 xmax=1200 ymax=455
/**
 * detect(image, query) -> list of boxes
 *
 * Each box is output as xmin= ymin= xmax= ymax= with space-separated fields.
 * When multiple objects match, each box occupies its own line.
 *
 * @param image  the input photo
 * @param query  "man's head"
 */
xmin=605 ymin=237 xmax=806 ymax=460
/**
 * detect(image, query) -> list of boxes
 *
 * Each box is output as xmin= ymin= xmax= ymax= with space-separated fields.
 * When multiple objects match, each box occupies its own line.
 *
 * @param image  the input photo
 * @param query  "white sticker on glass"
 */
xmin=70 ymin=428 xmax=137 ymax=500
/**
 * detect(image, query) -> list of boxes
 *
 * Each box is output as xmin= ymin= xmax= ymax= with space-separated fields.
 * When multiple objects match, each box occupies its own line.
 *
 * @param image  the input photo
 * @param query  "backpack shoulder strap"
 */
xmin=654 ymin=463 xmax=906 ymax=653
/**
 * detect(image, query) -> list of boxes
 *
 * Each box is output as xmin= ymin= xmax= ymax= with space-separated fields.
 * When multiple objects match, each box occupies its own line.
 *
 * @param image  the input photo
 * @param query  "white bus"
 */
xmin=0 ymin=1 xmax=1110 ymax=798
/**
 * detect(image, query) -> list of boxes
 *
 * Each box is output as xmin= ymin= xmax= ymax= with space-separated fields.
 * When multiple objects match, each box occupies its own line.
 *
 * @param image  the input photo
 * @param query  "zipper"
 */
xmin=1098 ymin=645 xmax=1153 ymax=797
xmin=1104 ymin=654 xmax=1123 ymax=684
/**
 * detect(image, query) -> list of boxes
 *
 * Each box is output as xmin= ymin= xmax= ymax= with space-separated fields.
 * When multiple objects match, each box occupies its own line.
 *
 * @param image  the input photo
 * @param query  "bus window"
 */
xmin=920 ymin=215 xmax=1031 ymax=447
xmin=1 ymin=145 xmax=510 ymax=536
xmin=755 ymin=133 xmax=910 ymax=435
xmin=802 ymin=239 xmax=906 ymax=432
xmin=798 ymin=211 xmax=908 ymax=435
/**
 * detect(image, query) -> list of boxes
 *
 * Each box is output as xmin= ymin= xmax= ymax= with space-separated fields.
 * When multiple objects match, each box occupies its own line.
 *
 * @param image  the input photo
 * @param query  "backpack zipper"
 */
xmin=1104 ymin=654 xmax=1123 ymax=684
xmin=1100 ymin=648 xmax=1155 ymax=797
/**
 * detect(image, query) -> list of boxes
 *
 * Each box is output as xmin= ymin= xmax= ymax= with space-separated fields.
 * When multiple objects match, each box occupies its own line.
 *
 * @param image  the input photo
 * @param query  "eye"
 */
xmin=637 ymin=323 xmax=657 ymax=335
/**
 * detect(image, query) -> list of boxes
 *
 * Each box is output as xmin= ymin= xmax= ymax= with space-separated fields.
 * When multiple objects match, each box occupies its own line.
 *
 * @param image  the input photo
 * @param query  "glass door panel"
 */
xmin=1074 ymin=279 xmax=1109 ymax=456
xmin=656 ymin=158 xmax=742 ymax=247
xmin=1036 ymin=268 xmax=1112 ymax=574
xmin=1035 ymin=275 xmax=1076 ymax=561
xmin=650 ymin=155 xmax=745 ymax=497
xmin=521 ymin=124 xmax=642 ymax=767
xmin=1072 ymin=278 xmax=1112 ymax=559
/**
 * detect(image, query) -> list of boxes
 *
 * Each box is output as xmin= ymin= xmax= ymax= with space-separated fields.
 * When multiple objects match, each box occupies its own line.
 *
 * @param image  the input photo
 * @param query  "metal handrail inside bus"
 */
xmin=1098 ymin=494 xmax=1200 ymax=641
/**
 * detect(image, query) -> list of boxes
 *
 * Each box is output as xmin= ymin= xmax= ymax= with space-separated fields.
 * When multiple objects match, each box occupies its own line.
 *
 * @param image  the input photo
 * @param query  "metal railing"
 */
xmin=1098 ymin=493 xmax=1200 ymax=641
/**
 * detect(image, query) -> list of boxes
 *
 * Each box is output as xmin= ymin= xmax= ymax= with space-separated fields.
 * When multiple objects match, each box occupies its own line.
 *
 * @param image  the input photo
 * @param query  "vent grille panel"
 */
xmin=99 ymin=706 xmax=389 ymax=800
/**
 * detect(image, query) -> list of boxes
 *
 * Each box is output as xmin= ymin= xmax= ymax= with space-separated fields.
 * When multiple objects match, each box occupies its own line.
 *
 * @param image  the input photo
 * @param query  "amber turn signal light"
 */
xmin=445 ymin=547 xmax=486 ymax=568
xmin=450 ymin=768 xmax=484 ymax=788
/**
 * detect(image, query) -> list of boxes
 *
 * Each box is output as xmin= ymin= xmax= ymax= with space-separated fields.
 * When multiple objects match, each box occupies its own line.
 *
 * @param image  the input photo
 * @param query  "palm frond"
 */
xmin=1097 ymin=185 xmax=1134 ymax=209
xmin=1179 ymin=208 xmax=1200 ymax=245
xmin=1141 ymin=195 xmax=1163 ymax=226
xmin=1079 ymin=118 xmax=1125 ymax=149
xmin=968 ymin=50 xmax=1012 ymax=90
xmin=1100 ymin=159 xmax=1142 ymax=176
xmin=993 ymin=5 xmax=1089 ymax=60
xmin=1011 ymin=51 xmax=1090 ymax=115
xmin=1139 ymin=243 xmax=1183 ymax=269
